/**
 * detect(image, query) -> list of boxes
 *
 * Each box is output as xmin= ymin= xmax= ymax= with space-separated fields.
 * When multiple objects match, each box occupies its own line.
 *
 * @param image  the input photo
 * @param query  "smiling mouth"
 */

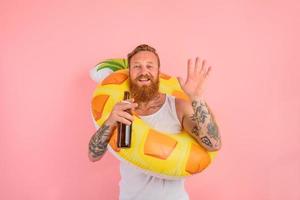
xmin=138 ymin=78 xmax=150 ymax=82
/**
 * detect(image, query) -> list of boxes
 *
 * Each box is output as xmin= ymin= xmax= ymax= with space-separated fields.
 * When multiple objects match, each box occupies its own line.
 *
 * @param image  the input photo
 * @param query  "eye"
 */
xmin=133 ymin=65 xmax=141 ymax=69
xmin=147 ymin=65 xmax=153 ymax=69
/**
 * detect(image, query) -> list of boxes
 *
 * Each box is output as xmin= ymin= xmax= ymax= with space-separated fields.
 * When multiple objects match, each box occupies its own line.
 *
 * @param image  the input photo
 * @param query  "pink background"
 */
xmin=1 ymin=0 xmax=300 ymax=199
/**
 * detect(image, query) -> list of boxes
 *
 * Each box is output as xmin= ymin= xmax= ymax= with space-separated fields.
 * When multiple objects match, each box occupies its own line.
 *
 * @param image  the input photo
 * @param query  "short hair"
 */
xmin=127 ymin=44 xmax=160 ymax=68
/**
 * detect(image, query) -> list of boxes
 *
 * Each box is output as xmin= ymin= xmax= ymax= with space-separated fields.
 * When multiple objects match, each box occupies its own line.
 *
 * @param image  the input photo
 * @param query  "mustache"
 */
xmin=135 ymin=74 xmax=153 ymax=81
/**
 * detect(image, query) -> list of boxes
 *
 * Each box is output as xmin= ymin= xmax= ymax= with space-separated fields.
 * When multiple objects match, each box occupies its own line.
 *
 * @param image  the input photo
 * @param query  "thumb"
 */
xmin=177 ymin=77 xmax=184 ymax=88
xmin=128 ymin=98 xmax=135 ymax=103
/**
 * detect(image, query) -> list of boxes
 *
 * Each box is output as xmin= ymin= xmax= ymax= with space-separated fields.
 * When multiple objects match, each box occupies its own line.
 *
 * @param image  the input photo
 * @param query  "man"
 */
xmin=88 ymin=44 xmax=221 ymax=200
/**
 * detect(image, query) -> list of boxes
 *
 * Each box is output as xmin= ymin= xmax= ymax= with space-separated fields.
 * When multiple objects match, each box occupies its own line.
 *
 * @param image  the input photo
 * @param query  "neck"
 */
xmin=135 ymin=93 xmax=165 ymax=115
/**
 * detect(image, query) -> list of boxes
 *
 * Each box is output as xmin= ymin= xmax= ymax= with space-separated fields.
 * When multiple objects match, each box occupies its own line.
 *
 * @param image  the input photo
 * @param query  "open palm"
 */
xmin=178 ymin=57 xmax=211 ymax=100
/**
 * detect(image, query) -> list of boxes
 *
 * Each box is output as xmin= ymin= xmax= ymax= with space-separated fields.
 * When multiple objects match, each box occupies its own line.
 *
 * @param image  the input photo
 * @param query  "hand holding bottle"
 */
xmin=105 ymin=97 xmax=138 ymax=127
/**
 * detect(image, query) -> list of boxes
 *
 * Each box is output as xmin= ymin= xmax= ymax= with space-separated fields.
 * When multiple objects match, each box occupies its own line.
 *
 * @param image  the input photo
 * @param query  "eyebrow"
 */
xmin=132 ymin=61 xmax=154 ymax=64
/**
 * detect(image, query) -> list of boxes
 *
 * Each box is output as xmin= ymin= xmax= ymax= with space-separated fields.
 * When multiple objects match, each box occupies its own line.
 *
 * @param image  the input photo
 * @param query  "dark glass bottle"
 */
xmin=117 ymin=91 xmax=132 ymax=148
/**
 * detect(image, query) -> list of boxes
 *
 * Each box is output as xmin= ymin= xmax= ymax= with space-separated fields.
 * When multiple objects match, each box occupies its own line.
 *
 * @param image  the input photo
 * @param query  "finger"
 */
xmin=200 ymin=59 xmax=206 ymax=74
xmin=205 ymin=66 xmax=212 ymax=77
xmin=123 ymin=98 xmax=135 ymax=103
xmin=118 ymin=102 xmax=138 ymax=110
xmin=195 ymin=57 xmax=201 ymax=73
xmin=130 ymin=98 xmax=135 ymax=103
xmin=131 ymin=103 xmax=138 ymax=112
xmin=116 ymin=116 xmax=132 ymax=125
xmin=187 ymin=58 xmax=193 ymax=81
xmin=123 ymin=103 xmax=138 ymax=110
xmin=118 ymin=111 xmax=134 ymax=122
xmin=177 ymin=76 xmax=185 ymax=88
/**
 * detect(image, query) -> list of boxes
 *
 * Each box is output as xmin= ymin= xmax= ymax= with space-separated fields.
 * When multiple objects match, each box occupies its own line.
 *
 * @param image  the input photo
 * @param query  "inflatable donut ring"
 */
xmin=91 ymin=60 xmax=217 ymax=179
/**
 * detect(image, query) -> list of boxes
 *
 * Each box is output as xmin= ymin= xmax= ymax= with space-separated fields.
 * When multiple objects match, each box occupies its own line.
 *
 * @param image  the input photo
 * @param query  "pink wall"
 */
xmin=1 ymin=0 xmax=300 ymax=199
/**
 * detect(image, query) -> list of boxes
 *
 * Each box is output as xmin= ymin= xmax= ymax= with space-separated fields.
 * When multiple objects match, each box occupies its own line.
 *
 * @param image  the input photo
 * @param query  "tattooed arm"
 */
xmin=177 ymin=57 xmax=221 ymax=151
xmin=88 ymin=123 xmax=115 ymax=162
xmin=88 ymin=99 xmax=138 ymax=162
xmin=176 ymin=98 xmax=221 ymax=151
xmin=191 ymin=99 xmax=221 ymax=151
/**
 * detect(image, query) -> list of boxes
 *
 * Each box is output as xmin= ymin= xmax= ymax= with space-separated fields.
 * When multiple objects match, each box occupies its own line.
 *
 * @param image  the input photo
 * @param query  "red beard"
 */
xmin=129 ymin=74 xmax=159 ymax=103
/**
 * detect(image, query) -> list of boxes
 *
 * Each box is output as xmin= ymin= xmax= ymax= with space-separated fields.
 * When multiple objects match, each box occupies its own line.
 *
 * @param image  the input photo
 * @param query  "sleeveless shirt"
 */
xmin=119 ymin=95 xmax=189 ymax=200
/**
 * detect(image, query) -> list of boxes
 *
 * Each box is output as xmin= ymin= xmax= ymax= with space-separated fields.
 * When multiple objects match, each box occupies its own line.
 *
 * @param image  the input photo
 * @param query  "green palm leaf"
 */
xmin=96 ymin=58 xmax=128 ymax=72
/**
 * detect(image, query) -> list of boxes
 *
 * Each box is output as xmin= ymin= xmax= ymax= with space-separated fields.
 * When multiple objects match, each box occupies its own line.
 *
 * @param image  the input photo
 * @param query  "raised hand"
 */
xmin=178 ymin=57 xmax=211 ymax=100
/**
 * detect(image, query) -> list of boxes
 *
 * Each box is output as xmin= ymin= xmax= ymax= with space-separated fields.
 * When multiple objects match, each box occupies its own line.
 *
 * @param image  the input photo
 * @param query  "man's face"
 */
xmin=129 ymin=51 xmax=160 ymax=103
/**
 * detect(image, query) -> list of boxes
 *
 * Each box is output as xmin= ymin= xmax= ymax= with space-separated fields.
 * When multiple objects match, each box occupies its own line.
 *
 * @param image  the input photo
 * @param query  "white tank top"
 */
xmin=119 ymin=95 xmax=189 ymax=200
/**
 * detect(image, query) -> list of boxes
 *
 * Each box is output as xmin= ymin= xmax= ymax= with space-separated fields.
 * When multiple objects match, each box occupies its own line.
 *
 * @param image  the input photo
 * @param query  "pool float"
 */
xmin=90 ymin=59 xmax=217 ymax=179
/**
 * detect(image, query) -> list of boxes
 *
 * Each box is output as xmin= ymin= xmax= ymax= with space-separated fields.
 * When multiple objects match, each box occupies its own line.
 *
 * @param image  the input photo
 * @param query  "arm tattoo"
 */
xmin=191 ymin=101 xmax=208 ymax=124
xmin=191 ymin=125 xmax=200 ymax=136
xmin=200 ymin=136 xmax=213 ymax=147
xmin=191 ymin=100 xmax=221 ymax=149
xmin=89 ymin=124 xmax=112 ymax=159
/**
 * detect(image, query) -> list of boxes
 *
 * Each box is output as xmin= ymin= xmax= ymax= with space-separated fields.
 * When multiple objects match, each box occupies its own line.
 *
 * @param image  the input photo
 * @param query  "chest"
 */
xmin=135 ymin=104 xmax=163 ymax=116
xmin=135 ymin=94 xmax=166 ymax=116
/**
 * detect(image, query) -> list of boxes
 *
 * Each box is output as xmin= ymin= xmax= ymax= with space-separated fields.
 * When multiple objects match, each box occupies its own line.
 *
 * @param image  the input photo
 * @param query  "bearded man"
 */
xmin=88 ymin=44 xmax=221 ymax=200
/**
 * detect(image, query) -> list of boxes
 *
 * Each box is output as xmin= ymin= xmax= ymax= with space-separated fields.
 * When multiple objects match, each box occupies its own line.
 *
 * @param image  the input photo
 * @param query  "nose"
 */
xmin=140 ymin=65 xmax=148 ymax=75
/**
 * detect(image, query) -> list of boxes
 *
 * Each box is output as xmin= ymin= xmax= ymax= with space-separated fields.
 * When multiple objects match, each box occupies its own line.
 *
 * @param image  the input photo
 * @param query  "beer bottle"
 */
xmin=117 ymin=91 xmax=132 ymax=148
